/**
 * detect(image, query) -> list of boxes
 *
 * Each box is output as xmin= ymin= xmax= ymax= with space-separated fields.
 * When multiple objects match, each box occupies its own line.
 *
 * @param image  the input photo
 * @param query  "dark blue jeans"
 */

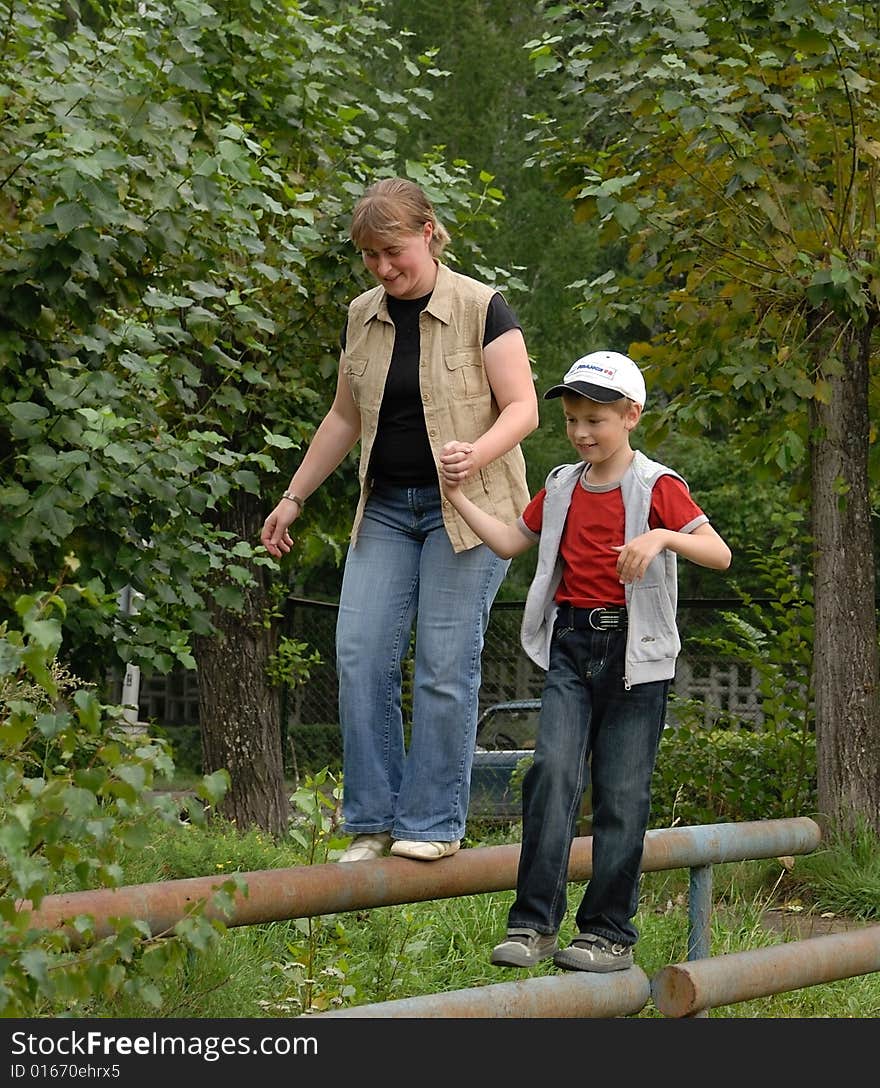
xmin=508 ymin=618 xmax=668 ymax=946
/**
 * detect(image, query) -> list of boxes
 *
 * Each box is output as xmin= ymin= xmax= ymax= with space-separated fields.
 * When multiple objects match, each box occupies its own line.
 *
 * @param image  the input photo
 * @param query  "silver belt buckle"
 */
xmin=588 ymin=607 xmax=611 ymax=630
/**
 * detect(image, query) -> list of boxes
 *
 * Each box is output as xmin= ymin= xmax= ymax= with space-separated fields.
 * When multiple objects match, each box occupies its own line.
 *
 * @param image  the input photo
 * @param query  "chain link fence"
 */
xmin=282 ymin=599 xmax=547 ymax=732
xmin=283 ymin=596 xmax=763 ymax=721
xmin=137 ymin=597 xmax=770 ymax=775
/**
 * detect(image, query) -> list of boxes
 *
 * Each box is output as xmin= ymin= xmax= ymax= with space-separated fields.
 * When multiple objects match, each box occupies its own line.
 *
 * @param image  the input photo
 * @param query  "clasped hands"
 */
xmin=438 ymin=440 xmax=477 ymax=490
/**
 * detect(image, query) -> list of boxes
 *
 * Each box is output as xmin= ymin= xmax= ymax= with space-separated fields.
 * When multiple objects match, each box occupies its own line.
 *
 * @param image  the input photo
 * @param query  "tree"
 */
xmin=1 ymin=0 xmax=520 ymax=834
xmin=380 ymin=0 xmax=794 ymax=602
xmin=384 ymin=0 xmax=599 ymax=373
xmin=524 ymin=0 xmax=880 ymax=832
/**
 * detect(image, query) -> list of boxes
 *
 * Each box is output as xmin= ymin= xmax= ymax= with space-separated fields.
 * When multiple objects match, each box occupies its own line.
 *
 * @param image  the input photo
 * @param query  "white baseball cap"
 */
xmin=543 ymin=350 xmax=647 ymax=408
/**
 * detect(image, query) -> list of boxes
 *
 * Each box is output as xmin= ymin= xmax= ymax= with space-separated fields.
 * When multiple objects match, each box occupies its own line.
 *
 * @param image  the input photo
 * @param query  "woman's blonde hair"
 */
xmin=350 ymin=177 xmax=450 ymax=257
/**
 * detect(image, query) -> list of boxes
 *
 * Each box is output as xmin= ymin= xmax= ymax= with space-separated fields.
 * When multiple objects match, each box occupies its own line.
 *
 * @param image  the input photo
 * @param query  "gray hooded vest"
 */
xmin=519 ymin=450 xmax=706 ymax=687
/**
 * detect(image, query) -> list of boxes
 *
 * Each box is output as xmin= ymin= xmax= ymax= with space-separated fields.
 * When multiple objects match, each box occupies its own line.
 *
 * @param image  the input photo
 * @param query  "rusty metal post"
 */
xmin=652 ymin=925 xmax=880 ymax=1017
xmin=21 ymin=818 xmax=821 ymax=947
xmin=310 ymin=967 xmax=651 ymax=1019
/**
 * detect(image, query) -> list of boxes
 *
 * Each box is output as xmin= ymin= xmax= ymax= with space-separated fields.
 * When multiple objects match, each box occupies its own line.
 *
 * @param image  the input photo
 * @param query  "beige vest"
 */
xmin=343 ymin=262 xmax=530 ymax=553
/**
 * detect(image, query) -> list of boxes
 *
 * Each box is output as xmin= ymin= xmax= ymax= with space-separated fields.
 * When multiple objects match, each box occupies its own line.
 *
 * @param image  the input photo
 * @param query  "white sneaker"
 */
xmin=338 ymin=832 xmax=392 ymax=863
xmin=389 ymin=839 xmax=461 ymax=861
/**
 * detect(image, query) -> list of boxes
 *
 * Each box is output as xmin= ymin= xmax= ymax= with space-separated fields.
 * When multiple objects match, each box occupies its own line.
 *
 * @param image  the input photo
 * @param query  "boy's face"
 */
xmin=560 ymin=392 xmax=641 ymax=465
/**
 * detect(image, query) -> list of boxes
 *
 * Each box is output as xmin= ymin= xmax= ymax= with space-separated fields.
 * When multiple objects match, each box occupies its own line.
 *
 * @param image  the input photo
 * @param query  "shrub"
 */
xmin=288 ymin=724 xmax=344 ymax=776
xmin=0 ymin=584 xmax=235 ymax=1015
xmin=652 ymin=719 xmax=817 ymax=827
xmin=651 ymin=544 xmax=817 ymax=828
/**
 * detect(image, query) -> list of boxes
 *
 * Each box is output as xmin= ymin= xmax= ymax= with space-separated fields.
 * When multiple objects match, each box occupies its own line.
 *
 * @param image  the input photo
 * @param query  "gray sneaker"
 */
xmin=553 ymin=932 xmax=634 ymax=973
xmin=491 ymin=928 xmax=558 ymax=967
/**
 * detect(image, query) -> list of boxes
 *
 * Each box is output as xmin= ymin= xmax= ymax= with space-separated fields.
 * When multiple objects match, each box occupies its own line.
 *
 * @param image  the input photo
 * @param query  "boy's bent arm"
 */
xmin=443 ymin=485 xmax=534 ymax=560
xmin=668 ymin=522 xmax=732 ymax=570
xmin=616 ymin=522 xmax=731 ymax=584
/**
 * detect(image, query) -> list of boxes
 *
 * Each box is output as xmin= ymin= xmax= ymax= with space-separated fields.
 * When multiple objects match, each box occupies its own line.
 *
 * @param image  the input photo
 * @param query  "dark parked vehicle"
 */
xmin=469 ymin=700 xmax=540 ymax=820
xmin=469 ymin=699 xmax=591 ymax=826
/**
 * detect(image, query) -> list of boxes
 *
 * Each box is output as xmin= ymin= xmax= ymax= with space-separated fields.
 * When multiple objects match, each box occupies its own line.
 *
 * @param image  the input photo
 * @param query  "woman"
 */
xmin=261 ymin=178 xmax=538 ymax=861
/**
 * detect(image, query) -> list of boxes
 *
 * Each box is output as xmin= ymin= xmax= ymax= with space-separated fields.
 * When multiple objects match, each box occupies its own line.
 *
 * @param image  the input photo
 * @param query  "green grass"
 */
xmin=73 ymin=811 xmax=880 ymax=1020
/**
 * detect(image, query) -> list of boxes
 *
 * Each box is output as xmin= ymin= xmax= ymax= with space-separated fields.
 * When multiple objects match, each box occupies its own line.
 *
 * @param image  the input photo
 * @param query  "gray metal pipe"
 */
xmin=687 ymin=863 xmax=713 ymax=1019
xmin=20 ymin=818 xmax=821 ymax=945
xmin=312 ymin=966 xmax=652 ymax=1018
xmin=688 ymin=865 xmax=712 ymax=961
xmin=652 ymin=924 xmax=880 ymax=1017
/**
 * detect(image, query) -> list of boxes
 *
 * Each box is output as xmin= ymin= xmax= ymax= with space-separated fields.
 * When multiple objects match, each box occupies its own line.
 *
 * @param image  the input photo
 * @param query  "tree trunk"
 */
xmin=810 ymin=320 xmax=880 ymax=836
xmin=193 ymin=491 xmax=289 ymax=838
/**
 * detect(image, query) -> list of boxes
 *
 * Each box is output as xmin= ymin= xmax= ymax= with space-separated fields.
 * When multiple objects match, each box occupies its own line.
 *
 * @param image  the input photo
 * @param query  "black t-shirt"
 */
xmin=340 ymin=292 xmax=521 ymax=487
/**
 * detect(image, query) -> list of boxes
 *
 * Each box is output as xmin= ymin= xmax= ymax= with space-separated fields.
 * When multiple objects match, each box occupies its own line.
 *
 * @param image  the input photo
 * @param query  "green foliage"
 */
xmin=383 ymin=0 xmax=603 ymax=372
xmin=265 ymin=768 xmax=356 ymax=1013
xmin=654 ymin=543 xmax=816 ymax=825
xmin=707 ymin=548 xmax=814 ymax=738
xmin=128 ymin=814 xmax=291 ymax=886
xmin=653 ymin=721 xmax=817 ymax=828
xmin=266 ymin=636 xmax=321 ymax=689
xmin=152 ymin=724 xmax=203 ymax=778
xmin=525 ymin=1 xmax=880 ymax=485
xmin=286 ymin=767 xmax=345 ymax=867
xmin=0 ymin=583 xmax=238 ymax=1016
xmin=0 ymin=0 xmax=520 ymax=681
xmin=649 ymin=432 xmax=801 ymax=596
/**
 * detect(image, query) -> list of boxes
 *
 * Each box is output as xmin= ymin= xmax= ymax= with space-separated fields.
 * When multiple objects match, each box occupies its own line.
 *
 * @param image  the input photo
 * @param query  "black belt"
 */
xmin=557 ymin=603 xmax=628 ymax=632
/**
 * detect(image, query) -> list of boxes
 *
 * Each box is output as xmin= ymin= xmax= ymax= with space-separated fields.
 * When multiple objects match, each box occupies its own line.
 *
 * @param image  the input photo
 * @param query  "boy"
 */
xmin=439 ymin=350 xmax=731 ymax=972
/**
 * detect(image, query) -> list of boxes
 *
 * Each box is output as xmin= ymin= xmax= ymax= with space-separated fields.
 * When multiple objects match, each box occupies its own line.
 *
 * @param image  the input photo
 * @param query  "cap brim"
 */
xmin=543 ymin=381 xmax=625 ymax=402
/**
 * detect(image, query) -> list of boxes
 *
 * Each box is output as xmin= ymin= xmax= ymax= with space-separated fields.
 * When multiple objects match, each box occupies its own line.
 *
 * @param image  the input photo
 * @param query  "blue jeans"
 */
xmin=508 ymin=619 xmax=668 ymax=945
xmin=336 ymin=483 xmax=508 ymax=841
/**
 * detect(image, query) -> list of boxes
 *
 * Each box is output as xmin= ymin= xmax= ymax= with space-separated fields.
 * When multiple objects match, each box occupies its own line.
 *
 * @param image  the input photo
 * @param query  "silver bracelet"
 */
xmin=281 ymin=491 xmax=304 ymax=510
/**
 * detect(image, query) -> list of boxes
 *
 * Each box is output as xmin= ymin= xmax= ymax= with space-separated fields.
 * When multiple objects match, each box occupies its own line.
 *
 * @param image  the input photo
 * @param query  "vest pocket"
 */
xmin=444 ymin=349 xmax=489 ymax=399
xmin=343 ymin=353 xmax=378 ymax=410
xmin=629 ymin=583 xmax=680 ymax=663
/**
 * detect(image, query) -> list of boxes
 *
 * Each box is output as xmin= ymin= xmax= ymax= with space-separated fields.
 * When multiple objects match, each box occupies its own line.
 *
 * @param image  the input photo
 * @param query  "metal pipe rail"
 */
xmin=312 ymin=923 xmax=880 ymax=1020
xmin=20 ymin=818 xmax=821 ymax=947
xmin=315 ymin=966 xmax=653 ymax=1019
xmin=651 ymin=925 xmax=880 ymax=1017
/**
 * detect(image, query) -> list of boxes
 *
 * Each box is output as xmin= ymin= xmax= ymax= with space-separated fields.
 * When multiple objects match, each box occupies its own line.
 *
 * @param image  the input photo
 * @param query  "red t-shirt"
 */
xmin=521 ymin=473 xmax=707 ymax=607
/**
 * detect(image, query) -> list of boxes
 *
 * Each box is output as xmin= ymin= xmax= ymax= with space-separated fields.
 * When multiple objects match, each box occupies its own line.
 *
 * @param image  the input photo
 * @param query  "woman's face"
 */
xmin=360 ymin=222 xmax=437 ymax=299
